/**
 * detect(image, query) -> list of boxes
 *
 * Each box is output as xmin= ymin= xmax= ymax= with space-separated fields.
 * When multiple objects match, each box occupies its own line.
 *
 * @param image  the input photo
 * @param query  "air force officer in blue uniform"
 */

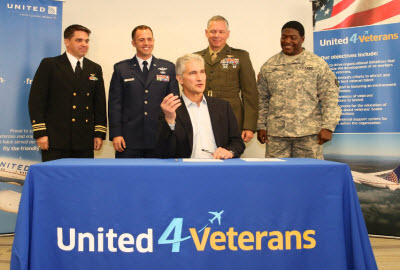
xmin=108 ymin=25 xmax=179 ymax=158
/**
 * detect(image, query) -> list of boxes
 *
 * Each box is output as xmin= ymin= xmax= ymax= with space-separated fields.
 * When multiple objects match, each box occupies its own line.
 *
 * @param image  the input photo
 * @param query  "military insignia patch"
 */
xmin=89 ymin=74 xmax=98 ymax=81
xmin=220 ymin=59 xmax=229 ymax=69
xmin=157 ymin=75 xmax=170 ymax=82
xmin=231 ymin=58 xmax=240 ymax=68
xmin=222 ymin=57 xmax=240 ymax=68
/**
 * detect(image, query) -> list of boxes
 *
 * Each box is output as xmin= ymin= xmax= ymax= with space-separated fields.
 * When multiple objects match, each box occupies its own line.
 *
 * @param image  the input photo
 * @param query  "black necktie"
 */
xmin=143 ymin=61 xmax=149 ymax=79
xmin=75 ymin=61 xmax=82 ymax=77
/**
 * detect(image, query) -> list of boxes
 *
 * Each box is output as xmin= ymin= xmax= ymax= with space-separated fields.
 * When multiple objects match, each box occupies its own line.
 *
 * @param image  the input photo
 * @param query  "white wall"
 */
xmin=61 ymin=0 xmax=313 ymax=158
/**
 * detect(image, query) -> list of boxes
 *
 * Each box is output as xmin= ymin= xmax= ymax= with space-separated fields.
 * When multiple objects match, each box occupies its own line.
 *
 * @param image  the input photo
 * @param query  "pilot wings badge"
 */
xmin=89 ymin=74 xmax=98 ymax=81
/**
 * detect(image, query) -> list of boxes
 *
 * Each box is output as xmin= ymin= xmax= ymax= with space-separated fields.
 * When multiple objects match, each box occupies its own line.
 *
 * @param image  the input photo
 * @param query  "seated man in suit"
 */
xmin=158 ymin=54 xmax=245 ymax=159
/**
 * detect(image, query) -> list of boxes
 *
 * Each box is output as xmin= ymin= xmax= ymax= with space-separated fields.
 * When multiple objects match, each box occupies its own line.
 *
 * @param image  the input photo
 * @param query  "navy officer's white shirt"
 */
xmin=169 ymin=92 xmax=217 ymax=158
xmin=66 ymin=51 xmax=83 ymax=71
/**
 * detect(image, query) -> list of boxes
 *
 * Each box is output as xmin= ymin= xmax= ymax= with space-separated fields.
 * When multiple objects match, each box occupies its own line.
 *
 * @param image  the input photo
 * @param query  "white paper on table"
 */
xmin=241 ymin=158 xmax=286 ymax=162
xmin=182 ymin=158 xmax=223 ymax=162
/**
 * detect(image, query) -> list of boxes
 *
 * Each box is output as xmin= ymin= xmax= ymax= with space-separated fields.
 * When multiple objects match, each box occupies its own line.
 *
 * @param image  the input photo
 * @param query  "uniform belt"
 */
xmin=206 ymin=90 xmax=239 ymax=98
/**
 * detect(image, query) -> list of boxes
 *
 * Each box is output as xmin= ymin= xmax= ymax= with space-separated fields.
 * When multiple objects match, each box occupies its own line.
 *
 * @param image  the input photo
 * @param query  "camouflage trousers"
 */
xmin=265 ymin=135 xmax=323 ymax=160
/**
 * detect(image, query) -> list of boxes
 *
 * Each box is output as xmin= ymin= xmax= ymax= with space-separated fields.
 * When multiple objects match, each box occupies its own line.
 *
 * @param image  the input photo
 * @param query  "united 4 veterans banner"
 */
xmin=0 ymin=0 xmax=62 ymax=233
xmin=313 ymin=0 xmax=400 ymax=237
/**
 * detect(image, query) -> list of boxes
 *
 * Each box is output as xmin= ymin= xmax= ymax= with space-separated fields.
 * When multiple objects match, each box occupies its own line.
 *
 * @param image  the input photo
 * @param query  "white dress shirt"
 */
xmin=181 ymin=93 xmax=217 ymax=158
xmin=136 ymin=55 xmax=153 ymax=71
xmin=66 ymin=51 xmax=83 ymax=71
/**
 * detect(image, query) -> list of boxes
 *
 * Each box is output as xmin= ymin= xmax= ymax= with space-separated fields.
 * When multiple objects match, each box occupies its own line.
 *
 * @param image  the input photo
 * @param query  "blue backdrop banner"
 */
xmin=313 ymin=0 xmax=400 ymax=237
xmin=0 ymin=0 xmax=62 ymax=233
xmin=314 ymin=23 xmax=400 ymax=133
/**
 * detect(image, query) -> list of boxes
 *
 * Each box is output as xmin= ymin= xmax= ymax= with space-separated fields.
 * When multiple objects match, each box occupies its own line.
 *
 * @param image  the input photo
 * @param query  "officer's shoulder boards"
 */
xmin=194 ymin=49 xmax=207 ymax=56
xmin=158 ymin=58 xmax=173 ymax=65
xmin=230 ymin=47 xmax=245 ymax=53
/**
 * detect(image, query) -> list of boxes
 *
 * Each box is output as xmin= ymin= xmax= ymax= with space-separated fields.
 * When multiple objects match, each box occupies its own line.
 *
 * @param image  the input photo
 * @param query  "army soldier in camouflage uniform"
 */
xmin=195 ymin=15 xmax=258 ymax=143
xmin=257 ymin=21 xmax=341 ymax=159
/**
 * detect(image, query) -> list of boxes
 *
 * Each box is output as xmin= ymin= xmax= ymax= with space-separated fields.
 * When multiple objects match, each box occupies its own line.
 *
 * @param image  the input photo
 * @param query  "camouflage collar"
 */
xmin=278 ymin=48 xmax=306 ymax=65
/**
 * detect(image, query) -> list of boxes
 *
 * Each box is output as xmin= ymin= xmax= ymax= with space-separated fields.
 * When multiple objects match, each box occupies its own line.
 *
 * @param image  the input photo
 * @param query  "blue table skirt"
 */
xmin=11 ymin=158 xmax=377 ymax=270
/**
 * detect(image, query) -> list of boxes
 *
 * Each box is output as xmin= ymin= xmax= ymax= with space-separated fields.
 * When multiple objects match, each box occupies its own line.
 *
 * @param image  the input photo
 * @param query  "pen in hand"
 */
xmin=201 ymin=149 xmax=214 ymax=155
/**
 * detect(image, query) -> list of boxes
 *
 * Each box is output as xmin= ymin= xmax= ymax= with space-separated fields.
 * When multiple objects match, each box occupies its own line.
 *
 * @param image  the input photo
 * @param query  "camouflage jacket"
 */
xmin=257 ymin=49 xmax=341 ymax=137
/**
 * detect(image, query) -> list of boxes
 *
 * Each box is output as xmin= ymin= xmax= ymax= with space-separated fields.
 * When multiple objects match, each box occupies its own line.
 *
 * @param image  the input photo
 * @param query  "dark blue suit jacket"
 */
xmin=108 ymin=56 xmax=179 ymax=149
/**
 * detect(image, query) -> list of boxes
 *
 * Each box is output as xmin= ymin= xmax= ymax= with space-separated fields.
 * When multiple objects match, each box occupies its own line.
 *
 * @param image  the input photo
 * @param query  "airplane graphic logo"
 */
xmin=209 ymin=210 xmax=224 ymax=225
xmin=352 ymin=165 xmax=400 ymax=190
xmin=158 ymin=210 xmax=224 ymax=252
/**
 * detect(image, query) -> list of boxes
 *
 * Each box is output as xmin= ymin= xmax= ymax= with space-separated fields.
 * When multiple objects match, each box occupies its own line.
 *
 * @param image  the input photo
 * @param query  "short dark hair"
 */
xmin=64 ymin=24 xmax=91 ymax=39
xmin=131 ymin=25 xmax=153 ymax=40
xmin=282 ymin=21 xmax=305 ymax=37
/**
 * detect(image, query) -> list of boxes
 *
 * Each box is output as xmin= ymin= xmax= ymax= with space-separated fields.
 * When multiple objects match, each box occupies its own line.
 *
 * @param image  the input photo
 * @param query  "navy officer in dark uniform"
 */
xmin=28 ymin=24 xmax=107 ymax=162
xmin=108 ymin=25 xmax=179 ymax=158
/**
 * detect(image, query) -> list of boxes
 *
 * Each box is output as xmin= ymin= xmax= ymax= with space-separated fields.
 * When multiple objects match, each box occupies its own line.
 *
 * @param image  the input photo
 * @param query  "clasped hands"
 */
xmin=257 ymin=129 xmax=332 ymax=145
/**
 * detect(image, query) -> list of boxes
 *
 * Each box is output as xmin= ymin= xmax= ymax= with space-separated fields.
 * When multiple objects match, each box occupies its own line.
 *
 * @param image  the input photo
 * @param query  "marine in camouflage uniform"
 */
xmin=257 ymin=21 xmax=341 ymax=159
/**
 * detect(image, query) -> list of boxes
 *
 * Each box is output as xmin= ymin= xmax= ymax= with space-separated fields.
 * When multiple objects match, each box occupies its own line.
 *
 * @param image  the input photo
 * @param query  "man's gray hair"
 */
xmin=175 ymin=54 xmax=204 ymax=77
xmin=207 ymin=15 xmax=229 ymax=31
